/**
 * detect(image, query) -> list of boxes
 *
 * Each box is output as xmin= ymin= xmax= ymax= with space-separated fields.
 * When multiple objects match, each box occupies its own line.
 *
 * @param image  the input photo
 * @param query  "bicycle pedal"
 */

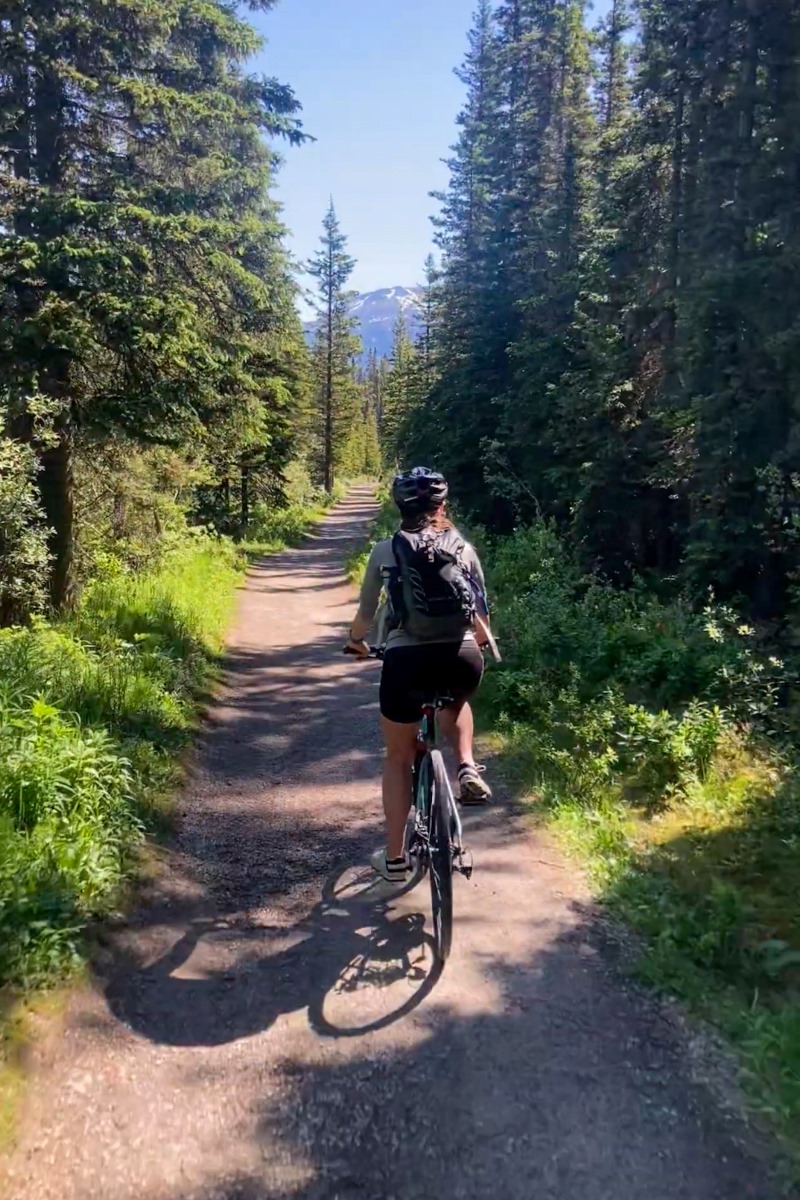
xmin=455 ymin=848 xmax=474 ymax=879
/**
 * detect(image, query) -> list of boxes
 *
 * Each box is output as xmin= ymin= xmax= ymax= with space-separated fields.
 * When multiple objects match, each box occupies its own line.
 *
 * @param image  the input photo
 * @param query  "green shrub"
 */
xmin=244 ymin=501 xmax=324 ymax=552
xmin=0 ymin=436 xmax=50 ymax=625
xmin=0 ymin=697 xmax=142 ymax=987
xmin=489 ymin=521 xmax=787 ymax=721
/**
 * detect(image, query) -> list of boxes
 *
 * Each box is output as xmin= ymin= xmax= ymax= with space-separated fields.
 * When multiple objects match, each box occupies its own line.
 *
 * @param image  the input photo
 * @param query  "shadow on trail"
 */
xmin=200 ymin=632 xmax=384 ymax=789
xmin=146 ymin=910 xmax=781 ymax=1200
xmin=105 ymin=864 xmax=440 ymax=1047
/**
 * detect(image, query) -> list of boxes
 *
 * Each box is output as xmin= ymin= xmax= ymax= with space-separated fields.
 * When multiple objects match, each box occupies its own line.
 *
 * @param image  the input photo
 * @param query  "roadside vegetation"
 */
xmin=0 ymin=478 xmax=336 ymax=1145
xmin=0 ymin=480 xmax=337 ymax=993
xmin=475 ymin=523 xmax=800 ymax=1151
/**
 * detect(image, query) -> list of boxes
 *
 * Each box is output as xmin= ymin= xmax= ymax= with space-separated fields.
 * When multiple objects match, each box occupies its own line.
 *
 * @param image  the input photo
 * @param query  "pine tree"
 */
xmin=307 ymin=202 xmax=358 ymax=493
xmin=408 ymin=0 xmax=513 ymax=521
xmin=415 ymin=254 xmax=440 ymax=396
xmin=596 ymin=0 xmax=633 ymax=129
xmin=382 ymin=314 xmax=417 ymax=466
xmin=484 ymin=2 xmax=597 ymax=523
xmin=0 ymin=0 xmax=307 ymax=607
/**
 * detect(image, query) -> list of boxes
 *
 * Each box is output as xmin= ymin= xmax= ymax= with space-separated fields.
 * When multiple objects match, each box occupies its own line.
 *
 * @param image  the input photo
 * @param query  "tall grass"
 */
xmin=0 ymin=534 xmax=243 ymax=993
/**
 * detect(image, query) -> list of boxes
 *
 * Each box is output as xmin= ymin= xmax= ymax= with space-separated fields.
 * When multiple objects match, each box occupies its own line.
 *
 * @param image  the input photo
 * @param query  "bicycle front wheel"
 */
xmin=428 ymin=750 xmax=454 ymax=964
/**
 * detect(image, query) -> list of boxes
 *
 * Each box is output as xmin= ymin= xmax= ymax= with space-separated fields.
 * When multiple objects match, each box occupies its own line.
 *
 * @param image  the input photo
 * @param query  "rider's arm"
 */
xmin=466 ymin=546 xmax=490 ymax=617
xmin=347 ymin=543 xmax=384 ymax=650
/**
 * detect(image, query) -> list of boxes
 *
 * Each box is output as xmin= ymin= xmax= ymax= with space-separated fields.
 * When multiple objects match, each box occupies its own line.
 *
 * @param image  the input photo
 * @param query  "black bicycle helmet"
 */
xmin=391 ymin=466 xmax=449 ymax=514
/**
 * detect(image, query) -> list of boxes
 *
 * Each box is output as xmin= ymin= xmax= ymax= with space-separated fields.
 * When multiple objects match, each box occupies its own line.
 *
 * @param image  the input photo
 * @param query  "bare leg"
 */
xmin=437 ymin=699 xmax=475 ymax=765
xmin=380 ymin=716 xmax=419 ymax=859
xmin=438 ymin=700 xmax=492 ymax=801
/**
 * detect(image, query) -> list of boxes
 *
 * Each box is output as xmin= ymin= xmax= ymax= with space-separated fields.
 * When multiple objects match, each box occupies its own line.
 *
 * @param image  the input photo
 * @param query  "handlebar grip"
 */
xmin=343 ymin=644 xmax=383 ymax=659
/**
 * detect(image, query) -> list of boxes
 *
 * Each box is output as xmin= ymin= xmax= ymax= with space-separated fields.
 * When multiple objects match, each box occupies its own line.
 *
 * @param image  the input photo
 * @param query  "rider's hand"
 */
xmin=345 ymin=636 xmax=370 ymax=658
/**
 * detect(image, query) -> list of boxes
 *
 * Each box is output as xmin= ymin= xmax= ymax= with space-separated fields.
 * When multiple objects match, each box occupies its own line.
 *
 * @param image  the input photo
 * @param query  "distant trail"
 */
xmin=2 ymin=485 xmax=779 ymax=1200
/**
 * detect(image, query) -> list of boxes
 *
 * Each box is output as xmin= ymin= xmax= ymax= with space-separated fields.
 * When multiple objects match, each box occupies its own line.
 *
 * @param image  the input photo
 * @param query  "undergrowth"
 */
xmin=0 ymin=533 xmax=243 ymax=995
xmin=242 ymin=482 xmax=346 ymax=557
xmin=479 ymin=519 xmax=800 ymax=1155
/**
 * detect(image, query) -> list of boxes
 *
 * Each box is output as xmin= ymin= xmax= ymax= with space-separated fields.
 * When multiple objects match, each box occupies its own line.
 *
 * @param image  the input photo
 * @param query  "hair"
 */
xmin=400 ymin=504 xmax=452 ymax=533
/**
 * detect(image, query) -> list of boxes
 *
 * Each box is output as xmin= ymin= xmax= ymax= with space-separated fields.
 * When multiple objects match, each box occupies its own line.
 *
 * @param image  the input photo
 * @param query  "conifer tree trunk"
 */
xmin=39 ymin=412 xmax=76 ymax=611
xmin=325 ymin=237 xmax=335 ymax=494
xmin=240 ymin=463 xmax=250 ymax=528
xmin=34 ymin=58 xmax=76 ymax=609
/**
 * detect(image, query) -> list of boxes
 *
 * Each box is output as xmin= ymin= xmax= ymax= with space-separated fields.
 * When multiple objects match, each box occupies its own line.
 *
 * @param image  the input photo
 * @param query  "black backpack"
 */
xmin=388 ymin=528 xmax=476 ymax=641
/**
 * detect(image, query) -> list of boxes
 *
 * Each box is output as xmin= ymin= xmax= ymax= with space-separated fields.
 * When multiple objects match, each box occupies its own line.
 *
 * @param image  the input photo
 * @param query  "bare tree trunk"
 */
xmin=33 ymin=57 xmax=75 ymax=609
xmin=219 ymin=476 xmax=230 ymax=525
xmin=665 ymin=40 xmax=687 ymax=359
xmin=39 ymin=412 xmax=76 ymax=611
xmin=240 ymin=462 xmax=250 ymax=529
xmin=112 ymin=488 xmax=128 ymax=541
xmin=324 ymin=239 xmax=335 ymax=494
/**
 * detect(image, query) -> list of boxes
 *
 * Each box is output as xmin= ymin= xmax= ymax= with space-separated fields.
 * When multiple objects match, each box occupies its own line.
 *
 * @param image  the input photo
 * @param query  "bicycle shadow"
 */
xmin=104 ymin=864 xmax=439 ymax=1047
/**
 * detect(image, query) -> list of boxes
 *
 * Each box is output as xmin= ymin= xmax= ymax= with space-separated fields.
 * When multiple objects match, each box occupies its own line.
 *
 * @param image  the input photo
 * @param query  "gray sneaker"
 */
xmin=370 ymin=849 xmax=411 ymax=883
xmin=458 ymin=763 xmax=492 ymax=804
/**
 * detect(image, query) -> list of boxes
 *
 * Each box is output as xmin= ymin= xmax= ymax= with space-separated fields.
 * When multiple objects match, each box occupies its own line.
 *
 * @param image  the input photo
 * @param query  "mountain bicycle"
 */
xmin=344 ymin=646 xmax=473 ymax=964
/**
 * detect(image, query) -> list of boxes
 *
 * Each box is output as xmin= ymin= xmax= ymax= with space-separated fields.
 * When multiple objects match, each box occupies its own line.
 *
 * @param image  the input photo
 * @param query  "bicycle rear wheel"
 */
xmin=428 ymin=750 xmax=454 ymax=963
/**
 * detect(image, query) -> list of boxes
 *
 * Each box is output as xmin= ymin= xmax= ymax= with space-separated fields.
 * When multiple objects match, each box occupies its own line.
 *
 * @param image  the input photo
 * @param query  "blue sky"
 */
xmin=249 ymin=0 xmax=611 ymax=306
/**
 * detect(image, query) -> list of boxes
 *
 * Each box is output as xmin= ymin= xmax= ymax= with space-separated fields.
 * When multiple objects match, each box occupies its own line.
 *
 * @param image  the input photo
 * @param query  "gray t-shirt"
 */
xmin=356 ymin=530 xmax=487 ymax=650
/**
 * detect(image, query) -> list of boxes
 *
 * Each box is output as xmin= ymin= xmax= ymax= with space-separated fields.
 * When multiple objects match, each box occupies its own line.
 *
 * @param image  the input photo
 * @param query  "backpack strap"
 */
xmin=390 ymin=530 xmax=410 ymax=565
xmin=386 ymin=532 xmax=407 ymax=629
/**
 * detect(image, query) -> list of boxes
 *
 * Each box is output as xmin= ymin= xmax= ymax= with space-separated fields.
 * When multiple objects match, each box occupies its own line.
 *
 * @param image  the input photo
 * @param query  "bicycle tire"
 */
xmin=428 ymin=750 xmax=454 ymax=963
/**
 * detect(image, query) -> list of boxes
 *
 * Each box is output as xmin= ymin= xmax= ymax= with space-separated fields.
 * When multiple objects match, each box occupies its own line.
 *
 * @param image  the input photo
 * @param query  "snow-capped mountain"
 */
xmin=304 ymin=286 xmax=422 ymax=361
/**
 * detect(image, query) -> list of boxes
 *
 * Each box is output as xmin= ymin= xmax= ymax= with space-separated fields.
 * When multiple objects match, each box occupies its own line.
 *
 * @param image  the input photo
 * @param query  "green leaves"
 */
xmin=306 ymin=202 xmax=363 ymax=491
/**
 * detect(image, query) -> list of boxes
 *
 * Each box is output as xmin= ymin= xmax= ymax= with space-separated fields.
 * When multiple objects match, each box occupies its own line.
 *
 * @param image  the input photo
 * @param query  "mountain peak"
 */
xmin=304 ymin=285 xmax=423 ymax=360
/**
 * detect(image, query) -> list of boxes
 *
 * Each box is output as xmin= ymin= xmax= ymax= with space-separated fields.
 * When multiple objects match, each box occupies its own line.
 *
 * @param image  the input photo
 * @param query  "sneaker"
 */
xmin=370 ymin=848 xmax=411 ymax=884
xmin=458 ymin=762 xmax=492 ymax=805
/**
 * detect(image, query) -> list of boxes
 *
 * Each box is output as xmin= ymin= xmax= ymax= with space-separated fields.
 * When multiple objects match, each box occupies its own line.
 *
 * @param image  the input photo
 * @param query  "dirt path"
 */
xmin=2 ymin=487 xmax=780 ymax=1200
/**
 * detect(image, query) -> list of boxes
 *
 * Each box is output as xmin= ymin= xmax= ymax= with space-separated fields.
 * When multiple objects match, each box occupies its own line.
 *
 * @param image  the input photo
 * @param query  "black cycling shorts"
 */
xmin=379 ymin=641 xmax=484 ymax=725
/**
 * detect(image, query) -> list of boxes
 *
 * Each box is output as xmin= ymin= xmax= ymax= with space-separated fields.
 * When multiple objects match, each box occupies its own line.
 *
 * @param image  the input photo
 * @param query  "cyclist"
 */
xmin=345 ymin=467 xmax=493 ymax=884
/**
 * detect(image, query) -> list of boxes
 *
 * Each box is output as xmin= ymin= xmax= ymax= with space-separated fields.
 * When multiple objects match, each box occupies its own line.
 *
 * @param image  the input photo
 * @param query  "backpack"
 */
xmin=388 ymin=528 xmax=476 ymax=641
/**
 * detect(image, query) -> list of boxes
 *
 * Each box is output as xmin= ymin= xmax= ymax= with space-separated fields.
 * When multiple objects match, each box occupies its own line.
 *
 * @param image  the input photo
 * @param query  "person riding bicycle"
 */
xmin=346 ymin=466 xmax=493 ymax=884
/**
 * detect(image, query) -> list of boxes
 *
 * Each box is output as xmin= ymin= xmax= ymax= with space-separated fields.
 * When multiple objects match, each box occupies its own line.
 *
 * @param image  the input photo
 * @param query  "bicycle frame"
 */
xmin=411 ymin=702 xmax=465 ymax=858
